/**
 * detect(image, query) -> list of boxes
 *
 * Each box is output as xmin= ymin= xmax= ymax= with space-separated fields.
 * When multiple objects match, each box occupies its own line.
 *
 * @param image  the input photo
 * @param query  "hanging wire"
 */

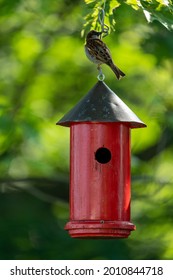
xmin=97 ymin=1 xmax=108 ymax=81
xmin=98 ymin=0 xmax=109 ymax=38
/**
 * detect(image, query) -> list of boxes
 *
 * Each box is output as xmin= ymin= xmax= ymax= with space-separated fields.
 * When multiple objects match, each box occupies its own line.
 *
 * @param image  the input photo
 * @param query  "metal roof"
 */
xmin=57 ymin=81 xmax=146 ymax=128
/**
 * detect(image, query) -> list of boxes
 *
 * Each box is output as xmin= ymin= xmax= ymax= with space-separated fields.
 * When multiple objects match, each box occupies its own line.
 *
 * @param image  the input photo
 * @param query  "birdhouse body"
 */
xmin=57 ymin=81 xmax=146 ymax=238
xmin=66 ymin=122 xmax=133 ymax=238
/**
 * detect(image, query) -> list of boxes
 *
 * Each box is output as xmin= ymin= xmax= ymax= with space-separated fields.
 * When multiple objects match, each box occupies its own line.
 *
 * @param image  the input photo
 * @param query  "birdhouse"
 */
xmin=57 ymin=81 xmax=146 ymax=238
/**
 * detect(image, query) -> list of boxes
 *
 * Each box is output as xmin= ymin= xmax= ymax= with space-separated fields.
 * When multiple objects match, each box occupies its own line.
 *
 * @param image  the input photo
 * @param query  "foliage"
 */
xmin=83 ymin=0 xmax=173 ymax=33
xmin=0 ymin=0 xmax=173 ymax=260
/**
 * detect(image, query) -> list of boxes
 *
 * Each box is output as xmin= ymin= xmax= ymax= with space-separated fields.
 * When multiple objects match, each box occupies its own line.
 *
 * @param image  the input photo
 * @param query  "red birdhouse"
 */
xmin=57 ymin=81 xmax=146 ymax=238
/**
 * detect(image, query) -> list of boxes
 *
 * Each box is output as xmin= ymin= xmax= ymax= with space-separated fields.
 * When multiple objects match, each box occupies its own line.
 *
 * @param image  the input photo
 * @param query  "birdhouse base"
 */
xmin=65 ymin=220 xmax=136 ymax=239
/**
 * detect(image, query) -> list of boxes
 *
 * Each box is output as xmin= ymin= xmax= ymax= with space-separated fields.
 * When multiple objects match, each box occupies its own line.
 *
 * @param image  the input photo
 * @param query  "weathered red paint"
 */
xmin=65 ymin=122 xmax=135 ymax=238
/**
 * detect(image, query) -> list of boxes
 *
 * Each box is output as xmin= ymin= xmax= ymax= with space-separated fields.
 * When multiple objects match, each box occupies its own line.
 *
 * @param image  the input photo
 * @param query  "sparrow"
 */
xmin=85 ymin=30 xmax=125 ymax=80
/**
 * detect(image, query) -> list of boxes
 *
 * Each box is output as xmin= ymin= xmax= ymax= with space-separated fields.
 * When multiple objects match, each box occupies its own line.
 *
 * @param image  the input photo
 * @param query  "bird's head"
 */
xmin=86 ymin=30 xmax=102 ymax=40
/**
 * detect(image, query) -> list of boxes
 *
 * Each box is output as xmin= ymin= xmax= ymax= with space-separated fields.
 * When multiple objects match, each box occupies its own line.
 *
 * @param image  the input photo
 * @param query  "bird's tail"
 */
xmin=109 ymin=62 xmax=125 ymax=80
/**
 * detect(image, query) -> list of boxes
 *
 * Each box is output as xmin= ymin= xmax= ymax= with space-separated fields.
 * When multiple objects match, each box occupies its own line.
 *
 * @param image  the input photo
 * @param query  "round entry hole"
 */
xmin=95 ymin=147 xmax=111 ymax=164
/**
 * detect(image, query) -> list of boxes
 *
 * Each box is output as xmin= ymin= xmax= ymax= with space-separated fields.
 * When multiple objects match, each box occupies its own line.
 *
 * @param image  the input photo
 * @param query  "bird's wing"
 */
xmin=87 ymin=39 xmax=112 ymax=64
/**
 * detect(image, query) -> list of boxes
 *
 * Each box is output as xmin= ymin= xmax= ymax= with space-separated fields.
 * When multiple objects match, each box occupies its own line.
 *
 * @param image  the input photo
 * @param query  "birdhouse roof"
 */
xmin=57 ymin=81 xmax=146 ymax=128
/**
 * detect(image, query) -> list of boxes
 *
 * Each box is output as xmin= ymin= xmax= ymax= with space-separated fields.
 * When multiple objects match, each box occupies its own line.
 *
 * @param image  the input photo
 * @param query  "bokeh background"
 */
xmin=0 ymin=0 xmax=173 ymax=260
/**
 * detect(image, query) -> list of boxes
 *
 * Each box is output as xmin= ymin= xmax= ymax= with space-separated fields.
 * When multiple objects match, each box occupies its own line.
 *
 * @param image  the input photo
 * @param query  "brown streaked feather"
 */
xmin=86 ymin=38 xmax=112 ymax=65
xmin=85 ymin=30 xmax=125 ymax=80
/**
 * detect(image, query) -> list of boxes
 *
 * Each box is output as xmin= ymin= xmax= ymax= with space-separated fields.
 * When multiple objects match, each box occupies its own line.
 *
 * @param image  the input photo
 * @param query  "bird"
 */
xmin=85 ymin=30 xmax=125 ymax=80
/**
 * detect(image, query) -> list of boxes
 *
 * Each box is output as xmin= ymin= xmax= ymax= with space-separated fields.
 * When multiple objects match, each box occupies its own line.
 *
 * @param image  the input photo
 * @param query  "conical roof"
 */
xmin=57 ymin=81 xmax=146 ymax=129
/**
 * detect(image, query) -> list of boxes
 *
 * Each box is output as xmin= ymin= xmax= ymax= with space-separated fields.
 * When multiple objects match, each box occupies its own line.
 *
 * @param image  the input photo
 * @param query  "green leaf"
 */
xmin=125 ymin=0 xmax=140 ymax=10
xmin=84 ymin=0 xmax=96 ymax=3
xmin=82 ymin=0 xmax=120 ymax=34
xmin=140 ymin=0 xmax=173 ymax=30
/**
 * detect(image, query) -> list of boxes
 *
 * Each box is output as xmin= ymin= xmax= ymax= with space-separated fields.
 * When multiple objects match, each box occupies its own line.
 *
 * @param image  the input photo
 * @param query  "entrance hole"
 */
xmin=95 ymin=147 xmax=111 ymax=164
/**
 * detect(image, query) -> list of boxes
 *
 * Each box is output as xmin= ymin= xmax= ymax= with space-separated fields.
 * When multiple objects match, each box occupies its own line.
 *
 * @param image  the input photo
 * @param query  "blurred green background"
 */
xmin=0 ymin=0 xmax=173 ymax=260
